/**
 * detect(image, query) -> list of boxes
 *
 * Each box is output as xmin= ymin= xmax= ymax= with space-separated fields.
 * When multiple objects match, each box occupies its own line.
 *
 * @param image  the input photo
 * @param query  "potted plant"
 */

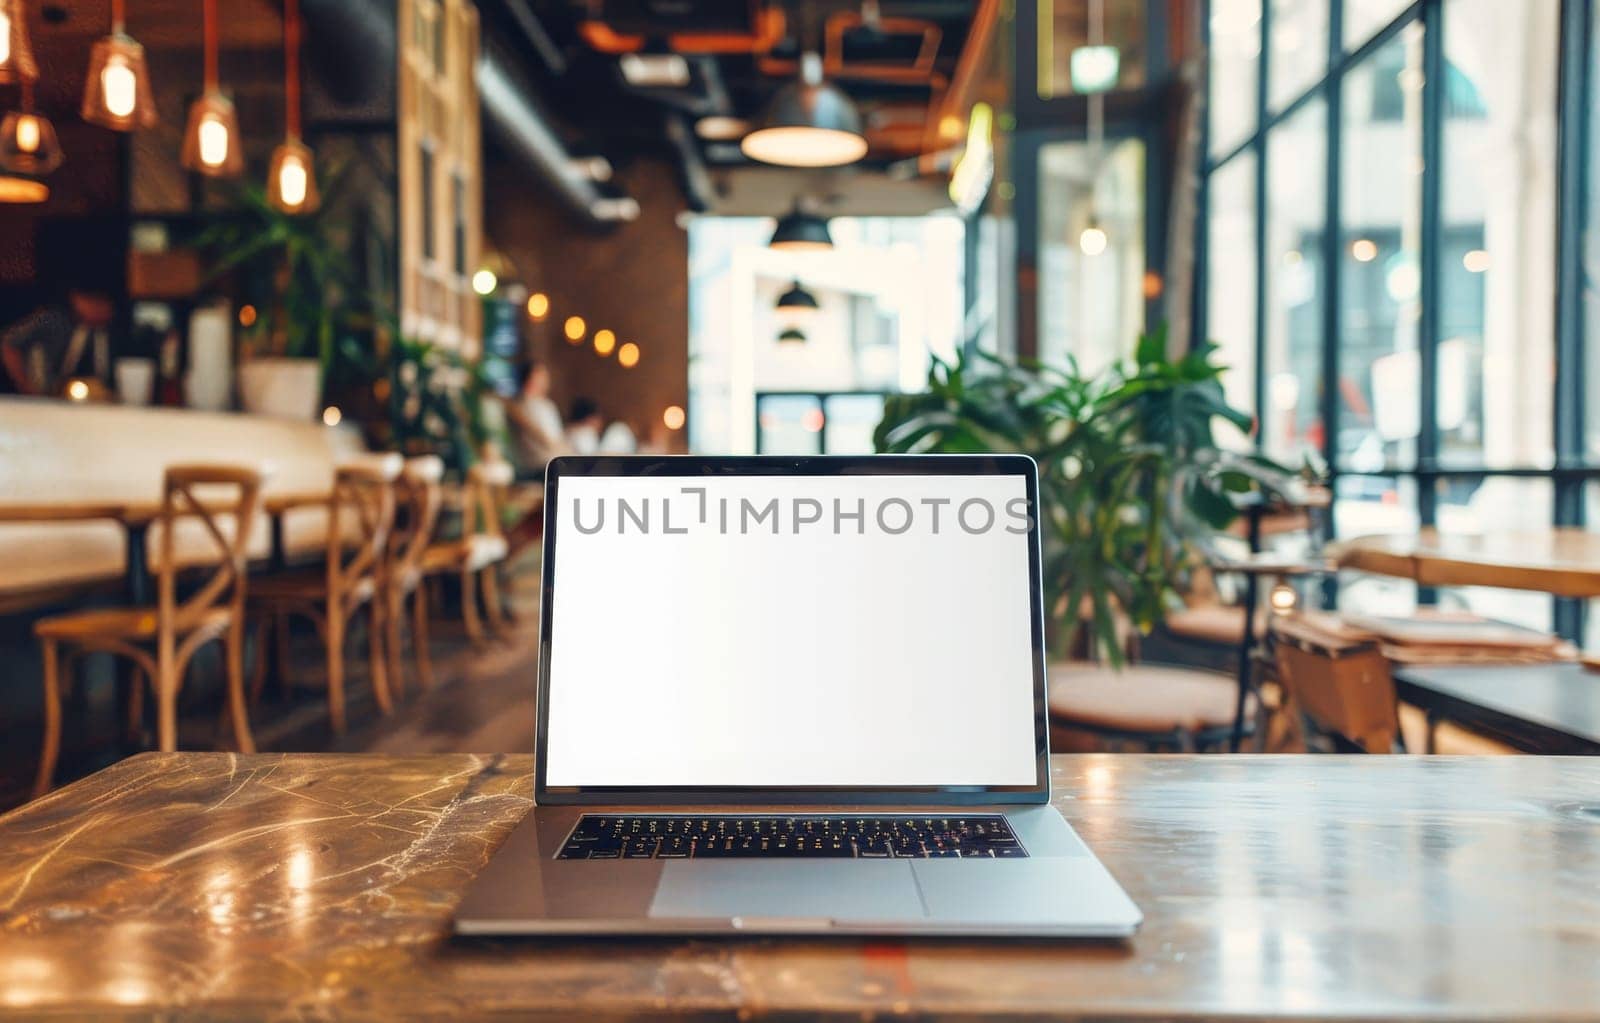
xmin=875 ymin=327 xmax=1295 ymax=665
xmin=196 ymin=175 xmax=365 ymax=420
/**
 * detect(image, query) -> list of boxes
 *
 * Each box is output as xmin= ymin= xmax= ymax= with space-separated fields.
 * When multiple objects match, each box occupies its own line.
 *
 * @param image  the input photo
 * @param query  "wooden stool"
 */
xmin=33 ymin=464 xmax=264 ymax=796
xmin=1048 ymin=661 xmax=1254 ymax=752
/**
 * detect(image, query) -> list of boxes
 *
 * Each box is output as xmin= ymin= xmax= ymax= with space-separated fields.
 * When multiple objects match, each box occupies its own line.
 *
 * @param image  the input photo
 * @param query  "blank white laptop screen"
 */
xmin=543 ymin=472 xmax=1040 ymax=788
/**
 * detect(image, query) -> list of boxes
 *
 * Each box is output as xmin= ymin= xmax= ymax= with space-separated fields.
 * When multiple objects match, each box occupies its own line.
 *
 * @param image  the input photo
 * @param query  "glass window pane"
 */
xmin=756 ymin=395 xmax=823 ymax=455
xmin=822 ymin=394 xmax=886 ymax=454
xmin=1038 ymin=0 xmax=1146 ymax=97
xmin=1343 ymin=0 xmax=1411 ymax=51
xmin=1589 ymin=483 xmax=1600 ymax=649
xmin=1435 ymin=476 xmax=1553 ymax=632
xmin=1037 ymin=138 xmax=1146 ymax=377
xmin=1333 ymin=474 xmax=1418 ymax=616
xmin=1209 ymin=0 xmax=1261 ymax=156
xmin=1338 ymin=25 xmax=1423 ymax=474
xmin=1267 ymin=0 xmax=1327 ymax=110
xmin=1263 ymin=97 xmax=1326 ymax=466
xmin=1585 ymin=10 xmax=1600 ymax=460
xmin=1207 ymin=152 xmax=1258 ymax=449
xmin=1437 ymin=0 xmax=1557 ymax=469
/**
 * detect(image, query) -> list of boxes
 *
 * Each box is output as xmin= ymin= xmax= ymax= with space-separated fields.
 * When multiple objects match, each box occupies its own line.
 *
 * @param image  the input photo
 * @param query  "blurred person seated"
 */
xmin=566 ymin=396 xmax=604 ymax=455
xmin=600 ymin=418 xmax=638 ymax=454
xmin=502 ymin=361 xmax=571 ymax=478
xmin=0 ymin=289 xmax=114 ymax=396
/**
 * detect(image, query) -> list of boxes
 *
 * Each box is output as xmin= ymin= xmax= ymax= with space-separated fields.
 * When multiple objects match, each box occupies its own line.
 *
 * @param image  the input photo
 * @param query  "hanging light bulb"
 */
xmin=82 ymin=0 xmax=157 ymax=131
xmin=181 ymin=0 xmax=244 ymax=178
xmin=0 ymin=0 xmax=39 ymax=85
xmin=775 ymin=279 xmax=820 ymax=317
xmin=267 ymin=0 xmax=319 ymax=213
xmin=1079 ymin=216 xmax=1108 ymax=256
xmin=0 ymin=83 xmax=63 ymax=177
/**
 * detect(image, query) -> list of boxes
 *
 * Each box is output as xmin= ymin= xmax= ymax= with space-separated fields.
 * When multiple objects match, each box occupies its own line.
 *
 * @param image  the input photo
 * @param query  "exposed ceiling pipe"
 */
xmin=664 ymin=114 xmax=718 ymax=213
xmin=496 ymin=0 xmax=567 ymax=76
xmin=478 ymin=36 xmax=613 ymax=223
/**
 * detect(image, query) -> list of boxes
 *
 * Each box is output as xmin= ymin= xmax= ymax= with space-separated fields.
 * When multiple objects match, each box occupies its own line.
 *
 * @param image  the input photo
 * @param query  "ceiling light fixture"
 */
xmin=778 ymin=327 xmax=807 ymax=344
xmin=0 ymin=82 xmax=62 ymax=177
xmin=81 ymin=0 xmax=156 ymax=131
xmin=775 ymin=279 xmax=820 ymax=315
xmin=694 ymin=115 xmax=750 ymax=141
xmin=0 ymin=0 xmax=38 ymax=84
xmin=741 ymin=52 xmax=867 ymax=168
xmin=268 ymin=0 xmax=318 ymax=213
xmin=618 ymin=51 xmax=690 ymax=88
xmin=768 ymin=204 xmax=833 ymax=251
xmin=180 ymin=0 xmax=243 ymax=178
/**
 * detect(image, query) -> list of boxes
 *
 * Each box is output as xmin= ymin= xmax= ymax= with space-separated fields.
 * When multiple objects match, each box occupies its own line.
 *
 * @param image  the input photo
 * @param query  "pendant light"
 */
xmin=181 ymin=0 xmax=243 ymax=178
xmin=81 ymin=0 xmax=157 ymax=131
xmin=268 ymin=0 xmax=318 ymax=213
xmin=0 ymin=0 xmax=38 ymax=84
xmin=778 ymin=327 xmax=807 ymax=345
xmin=0 ymin=81 xmax=62 ymax=176
xmin=741 ymin=52 xmax=866 ymax=168
xmin=769 ymin=202 xmax=833 ymax=252
xmin=775 ymin=280 xmax=819 ymax=315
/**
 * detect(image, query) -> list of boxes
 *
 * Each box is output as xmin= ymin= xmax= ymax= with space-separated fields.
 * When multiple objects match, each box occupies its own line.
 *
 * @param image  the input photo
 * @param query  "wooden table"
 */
xmin=1393 ymin=662 xmax=1600 ymax=754
xmin=1334 ymin=527 xmax=1600 ymax=597
xmin=1 ymin=753 xmax=1596 ymax=1020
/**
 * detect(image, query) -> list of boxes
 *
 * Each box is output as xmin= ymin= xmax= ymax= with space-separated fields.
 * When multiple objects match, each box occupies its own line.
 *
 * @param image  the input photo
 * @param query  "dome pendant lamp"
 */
xmin=741 ymin=52 xmax=867 ymax=168
xmin=268 ymin=0 xmax=318 ymax=213
xmin=0 ymin=0 xmax=39 ymax=85
xmin=775 ymin=279 xmax=820 ymax=316
xmin=769 ymin=201 xmax=833 ymax=252
xmin=181 ymin=0 xmax=244 ymax=178
xmin=81 ymin=0 xmax=158 ymax=131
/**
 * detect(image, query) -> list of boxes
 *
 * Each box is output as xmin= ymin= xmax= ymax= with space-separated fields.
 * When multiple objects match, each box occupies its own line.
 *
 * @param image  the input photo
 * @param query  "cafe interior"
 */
xmin=0 ymin=0 xmax=1596 ymax=1016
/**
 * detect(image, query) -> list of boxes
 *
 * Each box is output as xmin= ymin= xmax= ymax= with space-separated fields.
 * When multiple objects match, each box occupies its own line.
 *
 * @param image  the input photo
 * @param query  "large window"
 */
xmin=1201 ymin=0 xmax=1589 ymax=639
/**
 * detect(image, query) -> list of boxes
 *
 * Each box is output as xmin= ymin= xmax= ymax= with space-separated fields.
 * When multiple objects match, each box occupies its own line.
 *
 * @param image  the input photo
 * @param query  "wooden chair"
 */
xmin=249 ymin=457 xmax=400 ymax=733
xmin=34 ymin=464 xmax=264 ymax=796
xmin=422 ymin=459 xmax=513 ymax=642
xmin=384 ymin=456 xmax=444 ymax=694
xmin=1270 ymin=613 xmax=1402 ymax=753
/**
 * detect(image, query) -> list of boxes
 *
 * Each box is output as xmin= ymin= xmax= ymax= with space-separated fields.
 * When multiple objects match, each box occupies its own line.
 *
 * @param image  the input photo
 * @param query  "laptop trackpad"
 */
xmin=649 ymin=861 xmax=925 ymax=925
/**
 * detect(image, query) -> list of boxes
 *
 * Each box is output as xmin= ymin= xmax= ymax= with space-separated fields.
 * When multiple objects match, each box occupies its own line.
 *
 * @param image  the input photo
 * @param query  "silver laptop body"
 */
xmin=454 ymin=455 xmax=1142 ymax=937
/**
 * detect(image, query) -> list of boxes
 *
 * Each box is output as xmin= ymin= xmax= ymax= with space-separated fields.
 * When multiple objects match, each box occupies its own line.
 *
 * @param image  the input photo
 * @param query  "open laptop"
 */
xmin=454 ymin=454 xmax=1142 ymax=937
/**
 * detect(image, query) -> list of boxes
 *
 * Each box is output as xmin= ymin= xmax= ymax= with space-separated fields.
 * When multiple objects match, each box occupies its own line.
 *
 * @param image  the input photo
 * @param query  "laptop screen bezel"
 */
xmin=534 ymin=454 xmax=1051 ymax=806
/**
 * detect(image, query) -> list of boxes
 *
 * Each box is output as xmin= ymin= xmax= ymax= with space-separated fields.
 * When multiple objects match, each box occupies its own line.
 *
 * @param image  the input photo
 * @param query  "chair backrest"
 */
xmin=466 ymin=459 xmax=514 ymax=540
xmin=157 ymin=464 xmax=266 ymax=631
xmin=1271 ymin=613 xmax=1399 ymax=753
xmin=328 ymin=457 xmax=401 ymax=597
xmin=391 ymin=456 xmax=444 ymax=578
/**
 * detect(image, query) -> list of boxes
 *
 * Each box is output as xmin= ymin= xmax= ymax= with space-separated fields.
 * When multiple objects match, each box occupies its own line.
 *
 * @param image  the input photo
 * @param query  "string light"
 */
xmin=662 ymin=406 xmax=686 ymax=431
xmin=526 ymin=292 xmax=549 ymax=319
xmin=617 ymin=342 xmax=639 ymax=368
xmin=564 ymin=316 xmax=586 ymax=343
xmin=593 ymin=329 xmax=616 ymax=356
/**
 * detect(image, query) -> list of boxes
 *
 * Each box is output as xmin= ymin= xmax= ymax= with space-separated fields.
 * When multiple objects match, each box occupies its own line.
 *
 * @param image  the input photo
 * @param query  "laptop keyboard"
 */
xmin=555 ymin=814 xmax=1029 ymax=860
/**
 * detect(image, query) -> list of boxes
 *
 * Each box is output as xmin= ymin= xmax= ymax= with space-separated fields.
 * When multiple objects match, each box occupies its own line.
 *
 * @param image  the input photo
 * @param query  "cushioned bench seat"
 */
xmin=0 ymin=397 xmax=368 ymax=605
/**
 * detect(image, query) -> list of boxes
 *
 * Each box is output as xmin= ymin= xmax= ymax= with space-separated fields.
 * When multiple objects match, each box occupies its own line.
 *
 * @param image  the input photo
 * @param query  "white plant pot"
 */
xmin=237 ymin=358 xmax=321 ymax=421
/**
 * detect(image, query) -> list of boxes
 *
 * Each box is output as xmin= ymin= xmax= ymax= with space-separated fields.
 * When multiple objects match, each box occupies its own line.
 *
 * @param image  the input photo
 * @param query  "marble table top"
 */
xmin=0 ymin=752 xmax=1597 ymax=1020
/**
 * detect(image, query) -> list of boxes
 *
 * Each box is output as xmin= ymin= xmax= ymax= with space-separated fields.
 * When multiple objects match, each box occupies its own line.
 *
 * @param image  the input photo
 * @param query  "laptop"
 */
xmin=453 ymin=454 xmax=1142 ymax=937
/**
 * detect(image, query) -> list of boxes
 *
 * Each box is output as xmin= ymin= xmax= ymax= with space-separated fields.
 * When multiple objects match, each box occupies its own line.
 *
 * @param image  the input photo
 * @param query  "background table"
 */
xmin=1393 ymin=662 xmax=1600 ymax=754
xmin=0 ymin=753 xmax=1596 ymax=1020
xmin=1335 ymin=527 xmax=1600 ymax=597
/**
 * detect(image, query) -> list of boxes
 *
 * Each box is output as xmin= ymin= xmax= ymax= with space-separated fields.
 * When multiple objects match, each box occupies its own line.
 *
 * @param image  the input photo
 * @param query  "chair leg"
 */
xmin=482 ymin=565 xmax=509 ymax=636
xmin=367 ymin=602 xmax=394 ymax=716
xmin=34 ymin=639 xmax=63 ymax=798
xmin=461 ymin=568 xmax=485 ymax=644
xmin=156 ymin=652 xmax=179 ymax=754
xmin=126 ymin=662 xmax=146 ymax=743
xmin=326 ymin=611 xmax=347 ymax=734
xmin=412 ymin=587 xmax=436 ymax=690
xmin=385 ymin=590 xmax=406 ymax=702
xmin=225 ymin=621 xmax=256 ymax=754
xmin=248 ymin=618 xmax=270 ymax=707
